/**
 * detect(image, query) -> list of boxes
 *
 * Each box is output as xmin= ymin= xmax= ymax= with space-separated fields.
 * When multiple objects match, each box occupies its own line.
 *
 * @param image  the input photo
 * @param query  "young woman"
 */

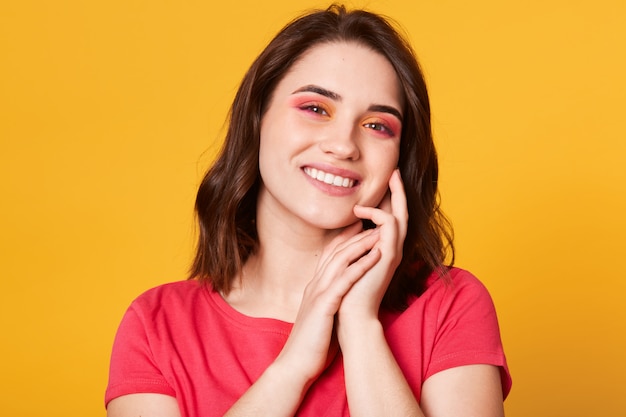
xmin=106 ymin=5 xmax=511 ymax=417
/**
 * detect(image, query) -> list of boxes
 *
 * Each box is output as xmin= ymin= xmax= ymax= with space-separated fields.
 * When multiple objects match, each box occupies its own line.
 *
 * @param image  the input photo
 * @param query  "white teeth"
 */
xmin=304 ymin=167 xmax=355 ymax=188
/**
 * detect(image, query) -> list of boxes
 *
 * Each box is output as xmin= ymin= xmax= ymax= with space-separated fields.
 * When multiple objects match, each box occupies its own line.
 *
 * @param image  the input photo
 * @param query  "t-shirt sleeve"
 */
xmin=105 ymin=300 xmax=176 ymax=406
xmin=425 ymin=272 xmax=512 ymax=397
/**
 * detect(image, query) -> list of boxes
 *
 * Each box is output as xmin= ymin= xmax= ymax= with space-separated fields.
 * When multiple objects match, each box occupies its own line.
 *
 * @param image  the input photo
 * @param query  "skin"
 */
xmin=107 ymin=41 xmax=504 ymax=417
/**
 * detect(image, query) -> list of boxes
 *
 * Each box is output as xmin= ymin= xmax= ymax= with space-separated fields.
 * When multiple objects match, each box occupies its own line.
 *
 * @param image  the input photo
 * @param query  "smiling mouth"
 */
xmin=303 ymin=167 xmax=356 ymax=188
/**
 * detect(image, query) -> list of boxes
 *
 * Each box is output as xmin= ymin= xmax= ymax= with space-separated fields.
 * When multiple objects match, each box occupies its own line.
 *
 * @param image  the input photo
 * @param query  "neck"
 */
xmin=224 ymin=195 xmax=343 ymax=322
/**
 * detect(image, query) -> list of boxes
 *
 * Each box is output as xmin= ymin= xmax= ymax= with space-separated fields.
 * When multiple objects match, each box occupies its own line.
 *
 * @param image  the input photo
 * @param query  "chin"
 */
xmin=309 ymin=215 xmax=360 ymax=231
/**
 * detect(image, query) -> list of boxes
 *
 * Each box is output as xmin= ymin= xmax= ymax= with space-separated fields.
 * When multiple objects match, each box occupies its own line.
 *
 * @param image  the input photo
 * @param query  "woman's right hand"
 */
xmin=273 ymin=221 xmax=382 ymax=384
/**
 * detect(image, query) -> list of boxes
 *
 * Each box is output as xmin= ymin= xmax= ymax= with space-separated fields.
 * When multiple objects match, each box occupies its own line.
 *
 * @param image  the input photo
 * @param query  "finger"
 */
xmin=349 ymin=170 xmax=409 ymax=257
xmin=318 ymin=225 xmax=377 ymax=269
xmin=388 ymin=169 xmax=408 ymax=235
xmin=315 ymin=230 xmax=380 ymax=287
xmin=305 ymin=242 xmax=382 ymax=317
xmin=317 ymin=247 xmax=382 ymax=303
xmin=378 ymin=189 xmax=392 ymax=213
xmin=375 ymin=169 xmax=404 ymax=215
xmin=352 ymin=205 xmax=399 ymax=255
xmin=352 ymin=170 xmax=407 ymax=227
xmin=352 ymin=205 xmax=393 ymax=229
xmin=319 ymin=221 xmax=362 ymax=259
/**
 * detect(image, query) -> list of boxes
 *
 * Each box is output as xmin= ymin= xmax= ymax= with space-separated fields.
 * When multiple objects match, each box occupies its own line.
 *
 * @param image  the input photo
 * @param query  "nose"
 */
xmin=318 ymin=122 xmax=360 ymax=160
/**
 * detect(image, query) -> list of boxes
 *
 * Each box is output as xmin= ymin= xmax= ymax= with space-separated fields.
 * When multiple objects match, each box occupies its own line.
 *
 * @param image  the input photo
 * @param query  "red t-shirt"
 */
xmin=105 ymin=268 xmax=511 ymax=416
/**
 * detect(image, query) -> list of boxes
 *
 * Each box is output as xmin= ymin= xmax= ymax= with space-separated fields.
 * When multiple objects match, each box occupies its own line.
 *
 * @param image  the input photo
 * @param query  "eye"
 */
xmin=300 ymin=104 xmax=329 ymax=116
xmin=363 ymin=121 xmax=396 ymax=137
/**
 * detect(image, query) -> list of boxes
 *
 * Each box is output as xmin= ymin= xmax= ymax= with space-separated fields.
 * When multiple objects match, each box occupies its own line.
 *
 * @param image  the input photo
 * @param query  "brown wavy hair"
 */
xmin=190 ymin=4 xmax=454 ymax=310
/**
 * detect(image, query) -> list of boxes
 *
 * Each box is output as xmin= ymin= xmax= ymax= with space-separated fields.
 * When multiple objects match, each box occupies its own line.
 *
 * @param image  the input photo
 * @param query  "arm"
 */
xmin=107 ymin=393 xmax=181 ymax=417
xmin=105 ymin=303 xmax=183 ymax=417
xmin=339 ymin=171 xmax=506 ymax=416
xmin=338 ymin=169 xmax=423 ymax=416
xmin=338 ymin=317 xmax=424 ymax=417
xmin=341 ymin=329 xmax=504 ymax=417
xmin=421 ymin=365 xmax=504 ymax=417
xmin=340 ymin=315 xmax=504 ymax=417
xmin=222 ymin=361 xmax=312 ymax=416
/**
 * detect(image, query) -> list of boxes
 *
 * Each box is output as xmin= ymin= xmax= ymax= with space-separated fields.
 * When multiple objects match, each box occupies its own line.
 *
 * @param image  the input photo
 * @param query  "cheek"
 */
xmin=363 ymin=171 xmax=394 ymax=207
xmin=370 ymin=189 xmax=389 ymax=208
xmin=364 ymin=149 xmax=399 ymax=205
xmin=259 ymin=116 xmax=285 ymax=158
xmin=372 ymin=146 xmax=400 ymax=176
xmin=258 ymin=126 xmax=282 ymax=184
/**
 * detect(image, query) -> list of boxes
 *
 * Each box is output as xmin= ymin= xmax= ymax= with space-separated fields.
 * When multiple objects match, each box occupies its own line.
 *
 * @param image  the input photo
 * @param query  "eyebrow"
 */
xmin=369 ymin=104 xmax=403 ymax=123
xmin=292 ymin=84 xmax=403 ymax=122
xmin=292 ymin=85 xmax=341 ymax=101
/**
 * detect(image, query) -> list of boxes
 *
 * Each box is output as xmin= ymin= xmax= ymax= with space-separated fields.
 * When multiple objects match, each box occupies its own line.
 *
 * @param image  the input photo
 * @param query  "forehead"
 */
xmin=274 ymin=41 xmax=404 ymax=109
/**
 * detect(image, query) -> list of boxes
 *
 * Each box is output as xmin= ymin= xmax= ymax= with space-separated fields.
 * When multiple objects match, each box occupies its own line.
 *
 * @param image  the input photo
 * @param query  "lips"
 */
xmin=303 ymin=167 xmax=356 ymax=188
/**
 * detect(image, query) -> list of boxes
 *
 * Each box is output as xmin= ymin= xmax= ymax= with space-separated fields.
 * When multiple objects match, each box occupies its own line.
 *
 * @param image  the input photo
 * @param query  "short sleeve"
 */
xmin=426 ymin=272 xmax=512 ymax=397
xmin=105 ymin=301 xmax=176 ymax=406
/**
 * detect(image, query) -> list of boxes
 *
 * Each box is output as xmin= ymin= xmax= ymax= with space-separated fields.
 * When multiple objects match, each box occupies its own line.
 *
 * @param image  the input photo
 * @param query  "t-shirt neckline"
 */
xmin=203 ymin=286 xmax=295 ymax=333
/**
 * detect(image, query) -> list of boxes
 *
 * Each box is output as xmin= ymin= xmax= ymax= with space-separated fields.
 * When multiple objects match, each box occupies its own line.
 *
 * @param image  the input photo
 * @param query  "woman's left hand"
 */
xmin=337 ymin=169 xmax=408 ymax=321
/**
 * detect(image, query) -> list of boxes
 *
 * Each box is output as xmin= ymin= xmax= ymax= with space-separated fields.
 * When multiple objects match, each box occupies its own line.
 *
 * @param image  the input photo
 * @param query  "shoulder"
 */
xmin=112 ymin=279 xmax=225 ymax=354
xmin=383 ymin=267 xmax=500 ymax=330
xmin=388 ymin=267 xmax=503 ymax=343
xmin=126 ymin=279 xmax=212 ymax=321
xmin=419 ymin=267 xmax=494 ymax=308
xmin=427 ymin=267 xmax=487 ymax=290
xmin=132 ymin=279 xmax=206 ymax=304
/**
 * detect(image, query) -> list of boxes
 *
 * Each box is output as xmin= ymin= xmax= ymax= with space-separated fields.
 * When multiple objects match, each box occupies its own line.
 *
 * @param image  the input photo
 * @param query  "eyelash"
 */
xmin=299 ymin=103 xmax=329 ymax=116
xmin=297 ymin=102 xmax=398 ymax=137
xmin=363 ymin=121 xmax=395 ymax=137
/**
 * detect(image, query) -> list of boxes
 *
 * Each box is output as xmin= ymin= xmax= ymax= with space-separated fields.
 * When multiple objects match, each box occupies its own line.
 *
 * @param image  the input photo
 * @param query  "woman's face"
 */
xmin=257 ymin=41 xmax=404 ymax=230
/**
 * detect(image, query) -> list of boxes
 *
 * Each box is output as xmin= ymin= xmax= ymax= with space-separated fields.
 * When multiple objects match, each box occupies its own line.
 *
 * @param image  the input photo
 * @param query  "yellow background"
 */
xmin=1 ymin=0 xmax=624 ymax=415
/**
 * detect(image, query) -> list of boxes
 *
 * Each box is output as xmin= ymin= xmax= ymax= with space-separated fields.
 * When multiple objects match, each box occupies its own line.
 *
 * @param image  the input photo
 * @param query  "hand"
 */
xmin=273 ymin=222 xmax=382 ymax=383
xmin=338 ymin=169 xmax=408 ymax=320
